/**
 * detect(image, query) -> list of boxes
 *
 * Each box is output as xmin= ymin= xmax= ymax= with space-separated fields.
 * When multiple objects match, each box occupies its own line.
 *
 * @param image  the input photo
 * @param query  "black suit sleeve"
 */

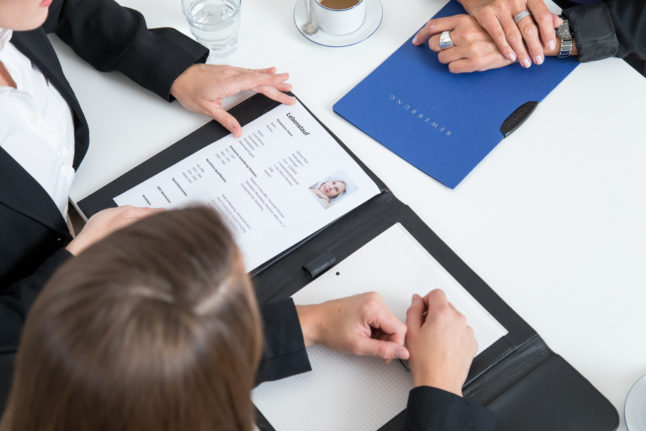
xmin=0 ymin=248 xmax=72 ymax=351
xmin=404 ymin=387 xmax=496 ymax=431
xmin=42 ymin=0 xmax=209 ymax=101
xmin=255 ymin=298 xmax=312 ymax=384
xmin=563 ymin=0 xmax=646 ymax=62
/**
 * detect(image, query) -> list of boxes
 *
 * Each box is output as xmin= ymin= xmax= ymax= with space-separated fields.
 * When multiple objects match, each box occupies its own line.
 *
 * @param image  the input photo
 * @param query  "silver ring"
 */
xmin=439 ymin=31 xmax=454 ymax=49
xmin=514 ymin=10 xmax=531 ymax=24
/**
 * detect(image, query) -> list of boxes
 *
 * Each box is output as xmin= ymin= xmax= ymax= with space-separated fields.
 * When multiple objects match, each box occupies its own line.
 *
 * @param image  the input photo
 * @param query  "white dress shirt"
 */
xmin=0 ymin=28 xmax=76 ymax=218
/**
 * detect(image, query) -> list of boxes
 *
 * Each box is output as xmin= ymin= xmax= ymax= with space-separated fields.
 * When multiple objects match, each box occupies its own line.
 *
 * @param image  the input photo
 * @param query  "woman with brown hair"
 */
xmin=0 ymin=206 xmax=495 ymax=431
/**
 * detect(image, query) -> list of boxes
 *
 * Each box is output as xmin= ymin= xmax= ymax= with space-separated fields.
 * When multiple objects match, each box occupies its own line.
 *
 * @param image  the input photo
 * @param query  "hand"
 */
xmin=459 ymin=0 xmax=561 ymax=67
xmin=413 ymin=15 xmax=513 ymax=73
xmin=66 ymin=206 xmax=162 ymax=255
xmin=170 ymin=64 xmax=296 ymax=137
xmin=296 ymin=292 xmax=409 ymax=362
xmin=405 ymin=289 xmax=477 ymax=396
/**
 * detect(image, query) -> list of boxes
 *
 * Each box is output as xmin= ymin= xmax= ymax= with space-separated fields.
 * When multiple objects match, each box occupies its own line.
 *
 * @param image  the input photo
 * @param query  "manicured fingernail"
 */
xmin=508 ymin=52 xmax=516 ymax=62
xmin=412 ymin=36 xmax=418 ymax=44
xmin=548 ymin=40 xmax=556 ymax=51
xmin=521 ymin=58 xmax=531 ymax=68
xmin=535 ymin=55 xmax=544 ymax=65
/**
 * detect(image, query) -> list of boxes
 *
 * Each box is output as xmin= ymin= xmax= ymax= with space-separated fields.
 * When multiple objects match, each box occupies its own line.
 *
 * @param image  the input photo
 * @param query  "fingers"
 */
xmin=209 ymin=108 xmax=243 ymax=137
xmin=412 ymin=15 xmax=462 ymax=46
xmin=476 ymin=8 xmax=516 ymax=62
xmin=499 ymin=13 xmax=531 ymax=68
xmin=437 ymin=47 xmax=466 ymax=64
xmin=221 ymin=68 xmax=291 ymax=98
xmin=369 ymin=298 xmax=407 ymax=347
xmin=405 ymin=294 xmax=426 ymax=331
xmin=422 ymin=289 xmax=448 ymax=312
xmin=355 ymin=337 xmax=410 ymax=361
xmin=514 ymin=10 xmax=543 ymax=65
xmin=255 ymin=85 xmax=296 ymax=106
xmin=527 ymin=0 xmax=556 ymax=51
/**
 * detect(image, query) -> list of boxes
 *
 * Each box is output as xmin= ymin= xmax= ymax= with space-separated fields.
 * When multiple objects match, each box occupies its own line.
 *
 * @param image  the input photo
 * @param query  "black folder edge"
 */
xmin=77 ymin=94 xmax=618 ymax=431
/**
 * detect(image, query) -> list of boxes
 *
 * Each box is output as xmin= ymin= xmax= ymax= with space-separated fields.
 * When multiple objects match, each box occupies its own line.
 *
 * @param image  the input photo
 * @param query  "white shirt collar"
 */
xmin=0 ymin=28 xmax=13 ymax=53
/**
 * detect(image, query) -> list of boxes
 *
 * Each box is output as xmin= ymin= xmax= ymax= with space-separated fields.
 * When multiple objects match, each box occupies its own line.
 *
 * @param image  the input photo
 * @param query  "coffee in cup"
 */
xmin=314 ymin=0 xmax=366 ymax=35
xmin=319 ymin=0 xmax=360 ymax=9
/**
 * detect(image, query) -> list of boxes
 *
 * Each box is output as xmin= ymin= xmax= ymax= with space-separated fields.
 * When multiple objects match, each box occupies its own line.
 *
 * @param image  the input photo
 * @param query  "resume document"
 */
xmin=114 ymin=101 xmax=381 ymax=271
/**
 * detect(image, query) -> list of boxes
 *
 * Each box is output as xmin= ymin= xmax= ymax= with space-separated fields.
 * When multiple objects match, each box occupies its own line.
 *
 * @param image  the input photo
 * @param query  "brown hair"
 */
xmin=1 ymin=206 xmax=262 ymax=431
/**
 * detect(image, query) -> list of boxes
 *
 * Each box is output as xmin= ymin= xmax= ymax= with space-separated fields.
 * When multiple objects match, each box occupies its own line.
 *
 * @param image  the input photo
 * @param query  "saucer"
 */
xmin=293 ymin=0 xmax=383 ymax=47
xmin=626 ymin=374 xmax=646 ymax=430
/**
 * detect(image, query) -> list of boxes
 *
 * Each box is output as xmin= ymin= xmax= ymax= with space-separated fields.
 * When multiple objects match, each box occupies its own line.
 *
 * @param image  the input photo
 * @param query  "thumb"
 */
xmin=405 ymin=294 xmax=425 ymax=331
xmin=355 ymin=337 xmax=410 ymax=361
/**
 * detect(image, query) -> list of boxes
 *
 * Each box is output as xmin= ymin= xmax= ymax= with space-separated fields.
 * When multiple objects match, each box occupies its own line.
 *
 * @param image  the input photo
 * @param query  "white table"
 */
xmin=57 ymin=0 xmax=646 ymax=428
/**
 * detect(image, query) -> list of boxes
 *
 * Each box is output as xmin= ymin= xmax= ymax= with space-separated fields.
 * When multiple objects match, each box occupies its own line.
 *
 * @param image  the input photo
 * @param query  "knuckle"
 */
xmin=458 ymin=14 xmax=471 ymax=25
xmin=480 ymin=5 xmax=495 ymax=16
xmin=431 ymin=289 xmax=446 ymax=300
xmin=360 ymin=294 xmax=380 ymax=311
xmin=506 ymin=33 xmax=521 ymax=46
xmin=522 ymin=25 xmax=537 ymax=38
xmin=537 ymin=13 xmax=552 ymax=26
xmin=435 ymin=303 xmax=453 ymax=319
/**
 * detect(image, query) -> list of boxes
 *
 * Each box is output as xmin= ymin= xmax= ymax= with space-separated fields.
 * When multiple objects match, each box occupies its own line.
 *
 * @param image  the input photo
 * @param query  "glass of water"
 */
xmin=182 ymin=0 xmax=241 ymax=56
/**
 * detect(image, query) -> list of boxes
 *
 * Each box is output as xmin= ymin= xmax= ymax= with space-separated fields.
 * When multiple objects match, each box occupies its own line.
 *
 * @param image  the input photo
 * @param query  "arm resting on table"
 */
xmin=404 ymin=386 xmax=497 ymax=431
xmin=43 ymin=0 xmax=208 ymax=101
xmin=255 ymin=298 xmax=312 ymax=384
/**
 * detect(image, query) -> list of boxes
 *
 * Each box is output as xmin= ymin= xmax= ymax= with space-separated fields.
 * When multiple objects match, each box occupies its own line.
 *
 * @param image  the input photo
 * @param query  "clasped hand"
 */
xmin=414 ymin=0 xmax=562 ymax=73
xmin=297 ymin=289 xmax=477 ymax=396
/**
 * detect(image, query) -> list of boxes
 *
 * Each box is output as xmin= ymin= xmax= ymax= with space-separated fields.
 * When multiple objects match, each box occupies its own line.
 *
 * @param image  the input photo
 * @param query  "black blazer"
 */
xmin=0 ymin=0 xmax=208 ymax=348
xmin=0 ymin=298 xmax=496 ymax=430
xmin=257 ymin=299 xmax=497 ymax=431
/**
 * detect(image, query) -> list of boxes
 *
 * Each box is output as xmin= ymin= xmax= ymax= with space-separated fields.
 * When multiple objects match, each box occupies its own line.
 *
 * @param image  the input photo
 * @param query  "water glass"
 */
xmin=182 ymin=0 xmax=241 ymax=56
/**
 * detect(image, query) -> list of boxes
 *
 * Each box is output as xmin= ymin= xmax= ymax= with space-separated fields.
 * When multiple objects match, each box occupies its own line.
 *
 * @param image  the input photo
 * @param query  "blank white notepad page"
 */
xmin=253 ymin=223 xmax=507 ymax=431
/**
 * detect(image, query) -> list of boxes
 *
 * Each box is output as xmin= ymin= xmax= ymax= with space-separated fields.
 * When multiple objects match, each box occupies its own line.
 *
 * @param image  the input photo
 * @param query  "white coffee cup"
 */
xmin=313 ymin=0 xmax=366 ymax=36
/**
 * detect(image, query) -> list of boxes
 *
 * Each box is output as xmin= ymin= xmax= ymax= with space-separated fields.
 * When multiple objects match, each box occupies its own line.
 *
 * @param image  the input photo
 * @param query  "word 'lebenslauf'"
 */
xmin=286 ymin=113 xmax=310 ymax=136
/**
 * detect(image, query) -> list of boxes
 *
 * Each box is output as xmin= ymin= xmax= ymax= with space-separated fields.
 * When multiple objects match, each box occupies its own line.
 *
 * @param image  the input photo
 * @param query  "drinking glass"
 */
xmin=182 ymin=0 xmax=241 ymax=56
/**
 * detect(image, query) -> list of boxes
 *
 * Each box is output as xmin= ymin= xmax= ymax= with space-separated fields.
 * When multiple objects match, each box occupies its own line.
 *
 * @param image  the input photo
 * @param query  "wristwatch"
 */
xmin=556 ymin=18 xmax=573 ymax=58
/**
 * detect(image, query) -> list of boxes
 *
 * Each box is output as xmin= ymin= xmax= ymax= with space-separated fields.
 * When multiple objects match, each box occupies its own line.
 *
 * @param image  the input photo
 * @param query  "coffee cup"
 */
xmin=313 ymin=0 xmax=366 ymax=36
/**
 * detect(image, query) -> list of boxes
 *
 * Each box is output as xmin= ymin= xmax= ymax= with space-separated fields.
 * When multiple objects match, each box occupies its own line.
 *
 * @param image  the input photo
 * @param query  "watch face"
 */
xmin=556 ymin=18 xmax=572 ymax=40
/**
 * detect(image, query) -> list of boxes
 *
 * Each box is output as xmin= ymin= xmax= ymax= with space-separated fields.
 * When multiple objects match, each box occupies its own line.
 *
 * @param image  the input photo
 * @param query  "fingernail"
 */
xmin=412 ymin=36 xmax=418 ymax=45
xmin=535 ymin=55 xmax=544 ymax=65
xmin=508 ymin=52 xmax=516 ymax=62
xmin=548 ymin=40 xmax=556 ymax=51
xmin=394 ymin=350 xmax=400 ymax=359
xmin=411 ymin=294 xmax=416 ymax=304
xmin=521 ymin=58 xmax=531 ymax=68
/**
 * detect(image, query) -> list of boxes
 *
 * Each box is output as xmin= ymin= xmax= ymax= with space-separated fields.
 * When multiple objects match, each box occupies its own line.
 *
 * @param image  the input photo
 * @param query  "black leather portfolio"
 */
xmin=78 ymin=94 xmax=619 ymax=431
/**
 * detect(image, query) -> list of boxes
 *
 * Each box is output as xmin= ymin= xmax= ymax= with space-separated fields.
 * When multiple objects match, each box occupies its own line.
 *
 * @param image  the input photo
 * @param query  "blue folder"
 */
xmin=333 ymin=0 xmax=578 ymax=188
